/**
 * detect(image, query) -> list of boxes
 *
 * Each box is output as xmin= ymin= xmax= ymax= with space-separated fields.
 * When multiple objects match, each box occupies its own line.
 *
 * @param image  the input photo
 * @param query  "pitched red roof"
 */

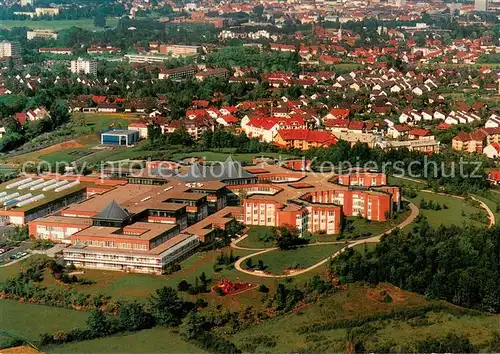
xmin=409 ymin=128 xmax=430 ymax=137
xmin=324 ymin=119 xmax=349 ymax=128
xmin=92 ymin=95 xmax=107 ymax=103
xmin=276 ymin=129 xmax=337 ymax=145
xmin=348 ymin=121 xmax=364 ymax=130
xmin=15 ymin=112 xmax=27 ymax=125
xmin=328 ymin=108 xmax=350 ymax=119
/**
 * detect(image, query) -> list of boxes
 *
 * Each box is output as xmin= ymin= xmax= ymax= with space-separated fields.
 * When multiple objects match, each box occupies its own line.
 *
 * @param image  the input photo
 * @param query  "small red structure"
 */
xmin=215 ymin=278 xmax=254 ymax=295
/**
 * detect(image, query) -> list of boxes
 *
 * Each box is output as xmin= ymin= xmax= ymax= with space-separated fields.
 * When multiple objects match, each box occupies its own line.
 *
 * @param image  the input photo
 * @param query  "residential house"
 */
xmin=387 ymin=124 xmax=410 ymax=139
xmin=274 ymin=129 xmax=337 ymax=150
xmin=483 ymin=143 xmax=500 ymax=159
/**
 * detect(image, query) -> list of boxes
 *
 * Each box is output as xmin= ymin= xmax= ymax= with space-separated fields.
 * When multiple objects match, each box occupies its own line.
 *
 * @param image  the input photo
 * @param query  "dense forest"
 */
xmin=330 ymin=218 xmax=500 ymax=313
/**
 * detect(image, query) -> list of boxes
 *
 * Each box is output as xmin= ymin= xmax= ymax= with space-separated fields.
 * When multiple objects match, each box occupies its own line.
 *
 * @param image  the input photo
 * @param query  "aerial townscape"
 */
xmin=0 ymin=0 xmax=499 ymax=352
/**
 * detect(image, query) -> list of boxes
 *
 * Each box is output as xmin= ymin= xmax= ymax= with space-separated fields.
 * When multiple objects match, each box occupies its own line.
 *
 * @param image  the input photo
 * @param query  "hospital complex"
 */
xmin=0 ymin=158 xmax=402 ymax=274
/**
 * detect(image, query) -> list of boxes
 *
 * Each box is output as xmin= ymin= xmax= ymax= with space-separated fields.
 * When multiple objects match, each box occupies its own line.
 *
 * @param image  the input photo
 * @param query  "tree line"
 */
xmin=329 ymin=218 xmax=500 ymax=313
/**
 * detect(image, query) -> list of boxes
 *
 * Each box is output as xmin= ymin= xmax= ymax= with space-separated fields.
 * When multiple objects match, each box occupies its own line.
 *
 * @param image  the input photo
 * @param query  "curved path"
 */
xmin=233 ymin=202 xmax=419 ymax=278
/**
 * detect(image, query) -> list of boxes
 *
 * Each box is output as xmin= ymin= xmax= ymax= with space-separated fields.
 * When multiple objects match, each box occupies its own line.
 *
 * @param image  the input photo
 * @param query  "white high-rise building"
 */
xmin=395 ymin=0 xmax=406 ymax=6
xmin=0 ymin=41 xmax=21 ymax=59
xmin=70 ymin=57 xmax=97 ymax=76
xmin=475 ymin=0 xmax=489 ymax=11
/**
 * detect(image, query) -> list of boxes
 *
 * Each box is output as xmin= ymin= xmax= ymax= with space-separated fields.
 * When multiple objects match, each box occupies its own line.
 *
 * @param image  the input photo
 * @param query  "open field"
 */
xmin=232 ymin=283 xmax=500 ymax=353
xmin=45 ymin=327 xmax=204 ymax=354
xmin=0 ymin=300 xmax=88 ymax=343
xmin=243 ymin=244 xmax=344 ymax=275
xmin=0 ymin=18 xmax=119 ymax=30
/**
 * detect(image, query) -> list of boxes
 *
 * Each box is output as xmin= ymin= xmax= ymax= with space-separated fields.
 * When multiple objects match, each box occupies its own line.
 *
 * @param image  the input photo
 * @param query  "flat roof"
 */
xmin=184 ymin=206 xmax=242 ymax=236
xmin=32 ymin=215 xmax=93 ymax=226
xmin=64 ymin=184 xmax=157 ymax=215
xmin=72 ymin=221 xmax=177 ymax=241
xmin=102 ymin=129 xmax=138 ymax=136
xmin=0 ymin=176 xmax=90 ymax=213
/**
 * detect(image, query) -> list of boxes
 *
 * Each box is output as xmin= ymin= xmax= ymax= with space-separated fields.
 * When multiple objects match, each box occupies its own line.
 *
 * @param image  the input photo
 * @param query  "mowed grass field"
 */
xmin=388 ymin=176 xmax=493 ymax=229
xmin=244 ymin=244 xmax=344 ymax=275
xmin=0 ymin=300 xmax=88 ymax=343
xmin=406 ymin=191 xmax=488 ymax=229
xmin=232 ymin=283 xmax=500 ymax=353
xmin=0 ymin=18 xmax=119 ymax=30
xmin=236 ymin=226 xmax=276 ymax=249
xmin=45 ymin=327 xmax=204 ymax=354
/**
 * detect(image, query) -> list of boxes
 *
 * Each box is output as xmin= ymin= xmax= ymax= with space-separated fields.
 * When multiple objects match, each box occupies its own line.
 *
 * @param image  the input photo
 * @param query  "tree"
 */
xmin=94 ymin=14 xmax=106 ymax=28
xmin=147 ymin=286 xmax=191 ymax=327
xmin=117 ymin=302 xmax=153 ymax=331
xmin=199 ymin=272 xmax=209 ymax=293
xmin=252 ymin=4 xmax=264 ymax=18
xmin=180 ymin=311 xmax=206 ymax=340
xmin=415 ymin=333 xmax=475 ymax=353
xmin=86 ymin=310 xmax=110 ymax=337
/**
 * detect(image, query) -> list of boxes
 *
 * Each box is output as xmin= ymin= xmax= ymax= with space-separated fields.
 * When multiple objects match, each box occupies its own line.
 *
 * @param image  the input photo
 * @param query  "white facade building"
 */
xmin=70 ymin=57 xmax=97 ymax=76
xmin=0 ymin=41 xmax=21 ymax=58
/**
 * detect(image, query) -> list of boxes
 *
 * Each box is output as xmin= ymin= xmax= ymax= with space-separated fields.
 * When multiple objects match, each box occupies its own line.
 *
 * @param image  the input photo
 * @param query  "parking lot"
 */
xmin=0 ymin=241 xmax=31 ymax=265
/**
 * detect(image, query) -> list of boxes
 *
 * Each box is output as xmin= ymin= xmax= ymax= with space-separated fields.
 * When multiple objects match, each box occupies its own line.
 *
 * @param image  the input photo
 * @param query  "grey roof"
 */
xmin=95 ymin=200 xmax=131 ymax=220
xmin=178 ymin=156 xmax=255 ymax=182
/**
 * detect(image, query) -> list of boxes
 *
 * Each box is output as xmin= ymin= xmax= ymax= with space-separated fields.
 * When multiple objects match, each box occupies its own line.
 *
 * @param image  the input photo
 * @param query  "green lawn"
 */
xmin=406 ymin=191 xmax=488 ymax=229
xmin=45 ymin=327 xmax=204 ymax=354
xmin=0 ymin=18 xmax=119 ymax=30
xmin=0 ymin=300 xmax=89 ymax=343
xmin=38 ymin=148 xmax=93 ymax=164
xmin=236 ymin=226 xmax=276 ymax=249
xmin=340 ymin=208 xmax=411 ymax=240
xmin=351 ymin=242 xmax=377 ymax=255
xmin=244 ymin=244 xmax=344 ymax=275
xmin=232 ymin=283 xmax=499 ymax=353
xmin=0 ymin=261 xmax=22 ymax=279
